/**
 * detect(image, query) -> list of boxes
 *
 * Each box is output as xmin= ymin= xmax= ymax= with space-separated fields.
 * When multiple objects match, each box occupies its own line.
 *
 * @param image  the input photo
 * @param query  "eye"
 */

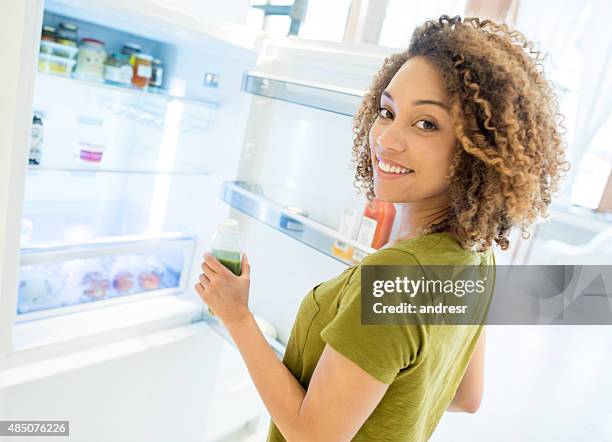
xmin=377 ymin=107 xmax=394 ymax=120
xmin=415 ymin=119 xmax=438 ymax=131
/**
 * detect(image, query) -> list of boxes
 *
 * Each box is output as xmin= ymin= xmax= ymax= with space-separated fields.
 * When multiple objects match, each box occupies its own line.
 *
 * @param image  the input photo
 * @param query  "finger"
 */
xmin=241 ymin=253 xmax=250 ymax=279
xmin=202 ymin=260 xmax=218 ymax=277
xmin=199 ymin=272 xmax=210 ymax=287
xmin=194 ymin=282 xmax=207 ymax=301
xmin=203 ymin=253 xmax=227 ymax=274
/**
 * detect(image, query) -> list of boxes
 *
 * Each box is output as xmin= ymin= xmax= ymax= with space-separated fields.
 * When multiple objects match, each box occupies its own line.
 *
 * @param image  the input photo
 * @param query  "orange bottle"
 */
xmin=352 ymin=199 xmax=396 ymax=263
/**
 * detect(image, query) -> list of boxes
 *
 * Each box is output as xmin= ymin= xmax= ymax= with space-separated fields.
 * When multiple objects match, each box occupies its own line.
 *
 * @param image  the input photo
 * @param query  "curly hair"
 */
xmin=351 ymin=15 xmax=570 ymax=251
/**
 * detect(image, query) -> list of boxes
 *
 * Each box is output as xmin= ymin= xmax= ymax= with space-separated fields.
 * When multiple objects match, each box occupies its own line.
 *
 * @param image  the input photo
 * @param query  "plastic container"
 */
xmin=40 ymin=40 xmax=79 ymax=59
xmin=77 ymin=141 xmax=105 ymax=163
xmin=351 ymin=199 xmax=396 ymax=263
xmin=38 ymin=53 xmax=76 ymax=77
xmin=208 ymin=219 xmax=243 ymax=316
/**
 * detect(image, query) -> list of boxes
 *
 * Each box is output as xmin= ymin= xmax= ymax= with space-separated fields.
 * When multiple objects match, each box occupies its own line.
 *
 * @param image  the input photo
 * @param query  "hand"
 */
xmin=194 ymin=252 xmax=252 ymax=326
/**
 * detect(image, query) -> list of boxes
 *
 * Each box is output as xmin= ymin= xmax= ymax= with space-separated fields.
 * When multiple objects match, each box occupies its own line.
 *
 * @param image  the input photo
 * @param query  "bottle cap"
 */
xmin=218 ymin=219 xmax=239 ymax=234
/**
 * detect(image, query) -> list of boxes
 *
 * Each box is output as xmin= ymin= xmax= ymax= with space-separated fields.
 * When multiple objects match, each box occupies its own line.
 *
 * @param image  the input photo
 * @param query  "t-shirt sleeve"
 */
xmin=319 ymin=248 xmax=425 ymax=384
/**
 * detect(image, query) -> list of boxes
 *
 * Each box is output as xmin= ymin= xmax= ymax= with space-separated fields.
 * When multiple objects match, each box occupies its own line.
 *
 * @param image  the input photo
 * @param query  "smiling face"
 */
xmin=369 ymin=56 xmax=457 ymax=203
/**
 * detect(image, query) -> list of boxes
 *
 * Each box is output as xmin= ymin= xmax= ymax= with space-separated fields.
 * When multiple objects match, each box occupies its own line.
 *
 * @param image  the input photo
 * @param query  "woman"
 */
xmin=195 ymin=15 xmax=568 ymax=442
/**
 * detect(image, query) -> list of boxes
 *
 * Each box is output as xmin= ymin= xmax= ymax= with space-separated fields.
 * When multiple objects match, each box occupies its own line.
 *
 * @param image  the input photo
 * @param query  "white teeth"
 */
xmin=378 ymin=159 xmax=411 ymax=174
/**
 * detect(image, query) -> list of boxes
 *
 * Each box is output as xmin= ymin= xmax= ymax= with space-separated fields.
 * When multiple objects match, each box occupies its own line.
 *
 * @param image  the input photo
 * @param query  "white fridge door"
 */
xmin=219 ymin=38 xmax=398 ymax=345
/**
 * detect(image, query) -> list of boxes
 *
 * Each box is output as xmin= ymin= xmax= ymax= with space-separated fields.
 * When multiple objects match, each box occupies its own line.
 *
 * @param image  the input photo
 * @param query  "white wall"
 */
xmin=431 ymin=325 xmax=612 ymax=441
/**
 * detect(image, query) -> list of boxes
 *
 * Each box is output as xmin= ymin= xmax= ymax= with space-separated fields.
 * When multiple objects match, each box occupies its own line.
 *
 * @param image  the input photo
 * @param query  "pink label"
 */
xmin=80 ymin=149 xmax=103 ymax=162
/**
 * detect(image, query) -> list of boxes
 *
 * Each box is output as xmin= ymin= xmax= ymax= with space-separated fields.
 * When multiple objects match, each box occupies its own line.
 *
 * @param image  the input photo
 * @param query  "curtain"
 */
xmin=566 ymin=0 xmax=612 ymax=195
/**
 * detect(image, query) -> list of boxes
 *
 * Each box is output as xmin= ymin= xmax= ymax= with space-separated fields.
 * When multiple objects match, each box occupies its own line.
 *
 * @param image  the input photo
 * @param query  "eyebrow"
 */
xmin=382 ymin=90 xmax=449 ymax=112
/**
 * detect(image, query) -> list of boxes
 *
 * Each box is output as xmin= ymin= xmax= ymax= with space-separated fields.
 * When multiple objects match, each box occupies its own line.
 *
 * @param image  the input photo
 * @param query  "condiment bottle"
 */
xmin=207 ymin=219 xmax=243 ymax=316
xmin=29 ymin=113 xmax=44 ymax=165
xmin=331 ymin=208 xmax=360 ymax=261
xmin=351 ymin=199 xmax=396 ymax=263
xmin=132 ymin=53 xmax=153 ymax=89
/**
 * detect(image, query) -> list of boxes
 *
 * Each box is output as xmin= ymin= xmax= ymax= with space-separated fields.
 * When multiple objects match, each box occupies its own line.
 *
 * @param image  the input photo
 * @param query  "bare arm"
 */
xmin=447 ymin=326 xmax=486 ymax=413
xmin=225 ymin=315 xmax=390 ymax=442
xmin=196 ymin=253 xmax=389 ymax=441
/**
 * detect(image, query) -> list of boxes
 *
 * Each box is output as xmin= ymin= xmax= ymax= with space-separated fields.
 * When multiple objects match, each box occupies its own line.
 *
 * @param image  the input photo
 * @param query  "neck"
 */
xmin=392 ymin=193 xmax=451 ymax=244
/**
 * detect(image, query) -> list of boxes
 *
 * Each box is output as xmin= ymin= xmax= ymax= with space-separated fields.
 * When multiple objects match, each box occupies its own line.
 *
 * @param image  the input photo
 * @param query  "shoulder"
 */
xmin=360 ymin=243 xmax=422 ymax=267
xmin=386 ymin=233 xmax=494 ymax=266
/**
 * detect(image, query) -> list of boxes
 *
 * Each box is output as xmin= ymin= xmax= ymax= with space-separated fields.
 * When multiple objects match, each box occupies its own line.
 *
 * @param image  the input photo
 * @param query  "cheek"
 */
xmin=368 ymin=124 xmax=379 ymax=154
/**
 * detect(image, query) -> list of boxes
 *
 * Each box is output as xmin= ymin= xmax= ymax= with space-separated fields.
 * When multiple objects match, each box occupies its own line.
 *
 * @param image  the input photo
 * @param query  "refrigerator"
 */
xmin=0 ymin=0 xmax=402 ymax=440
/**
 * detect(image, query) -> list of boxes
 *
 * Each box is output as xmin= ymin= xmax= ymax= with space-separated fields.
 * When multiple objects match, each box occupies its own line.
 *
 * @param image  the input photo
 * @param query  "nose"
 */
xmin=375 ymin=123 xmax=407 ymax=154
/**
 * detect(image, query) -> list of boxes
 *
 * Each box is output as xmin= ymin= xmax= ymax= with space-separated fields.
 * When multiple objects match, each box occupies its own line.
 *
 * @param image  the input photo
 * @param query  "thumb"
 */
xmin=241 ymin=253 xmax=250 ymax=278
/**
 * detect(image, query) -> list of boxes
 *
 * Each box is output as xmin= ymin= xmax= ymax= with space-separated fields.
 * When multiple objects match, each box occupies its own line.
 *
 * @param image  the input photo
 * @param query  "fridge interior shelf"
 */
xmin=242 ymin=71 xmax=364 ymax=117
xmin=27 ymin=165 xmax=211 ymax=176
xmin=221 ymin=181 xmax=376 ymax=266
xmin=17 ymin=232 xmax=196 ymax=323
xmin=38 ymin=71 xmax=218 ymax=112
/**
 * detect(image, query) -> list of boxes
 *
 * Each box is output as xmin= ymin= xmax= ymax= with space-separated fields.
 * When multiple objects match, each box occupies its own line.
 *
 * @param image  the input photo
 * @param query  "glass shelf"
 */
xmin=28 ymin=165 xmax=210 ymax=176
xmin=203 ymin=313 xmax=287 ymax=358
xmin=242 ymin=71 xmax=364 ymax=117
xmin=221 ymin=181 xmax=376 ymax=266
xmin=37 ymin=72 xmax=218 ymax=111
xmin=549 ymin=200 xmax=612 ymax=233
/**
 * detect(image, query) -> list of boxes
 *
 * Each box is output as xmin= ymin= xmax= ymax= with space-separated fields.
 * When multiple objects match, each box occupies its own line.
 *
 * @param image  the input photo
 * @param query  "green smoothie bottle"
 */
xmin=207 ymin=218 xmax=243 ymax=316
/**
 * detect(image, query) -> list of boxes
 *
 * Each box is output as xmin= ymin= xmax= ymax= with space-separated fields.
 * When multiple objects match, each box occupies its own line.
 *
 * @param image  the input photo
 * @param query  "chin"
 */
xmin=373 ymin=185 xmax=413 ymax=203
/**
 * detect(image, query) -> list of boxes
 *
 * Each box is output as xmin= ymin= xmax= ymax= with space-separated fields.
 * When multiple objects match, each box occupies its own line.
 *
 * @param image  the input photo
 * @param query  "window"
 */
xmin=248 ymin=0 xmax=352 ymax=41
xmin=378 ymin=0 xmax=468 ymax=48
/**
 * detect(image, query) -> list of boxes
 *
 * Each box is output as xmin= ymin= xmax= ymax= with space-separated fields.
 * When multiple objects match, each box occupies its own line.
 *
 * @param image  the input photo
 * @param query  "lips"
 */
xmin=375 ymin=153 xmax=414 ymax=172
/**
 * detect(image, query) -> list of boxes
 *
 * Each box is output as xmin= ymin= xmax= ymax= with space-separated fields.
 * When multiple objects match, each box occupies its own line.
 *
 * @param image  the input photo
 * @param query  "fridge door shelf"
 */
xmin=17 ymin=232 xmax=196 ymax=323
xmin=242 ymin=71 xmax=364 ymax=117
xmin=203 ymin=313 xmax=287 ymax=359
xmin=221 ymin=181 xmax=376 ymax=266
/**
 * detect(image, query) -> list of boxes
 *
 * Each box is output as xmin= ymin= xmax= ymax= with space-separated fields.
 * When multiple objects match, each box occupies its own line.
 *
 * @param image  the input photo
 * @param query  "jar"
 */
xmin=57 ymin=22 xmax=78 ymax=45
xmin=41 ymin=25 xmax=56 ymax=42
xmin=149 ymin=58 xmax=163 ymax=90
xmin=131 ymin=53 xmax=153 ymax=89
xmin=104 ymin=53 xmax=133 ymax=85
xmin=75 ymin=38 xmax=107 ymax=82
xmin=121 ymin=43 xmax=141 ymax=65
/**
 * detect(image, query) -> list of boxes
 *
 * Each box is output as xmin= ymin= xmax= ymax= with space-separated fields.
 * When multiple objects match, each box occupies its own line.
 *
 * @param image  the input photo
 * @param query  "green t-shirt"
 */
xmin=266 ymin=232 xmax=495 ymax=441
